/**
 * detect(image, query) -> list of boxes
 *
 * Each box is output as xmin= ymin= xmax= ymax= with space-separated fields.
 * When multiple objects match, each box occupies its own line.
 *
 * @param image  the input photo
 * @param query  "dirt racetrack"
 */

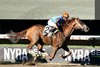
xmin=0 ymin=63 xmax=100 ymax=67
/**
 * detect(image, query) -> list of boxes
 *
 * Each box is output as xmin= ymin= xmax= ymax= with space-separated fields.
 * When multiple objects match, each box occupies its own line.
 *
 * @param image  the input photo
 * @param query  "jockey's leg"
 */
xmin=48 ymin=27 xmax=57 ymax=37
xmin=47 ymin=32 xmax=53 ymax=37
xmin=43 ymin=25 xmax=49 ymax=36
xmin=47 ymin=20 xmax=58 ymax=37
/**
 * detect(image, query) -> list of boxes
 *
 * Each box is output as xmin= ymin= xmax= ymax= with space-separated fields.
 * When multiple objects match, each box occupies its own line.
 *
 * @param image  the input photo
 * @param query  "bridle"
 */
xmin=75 ymin=19 xmax=84 ymax=29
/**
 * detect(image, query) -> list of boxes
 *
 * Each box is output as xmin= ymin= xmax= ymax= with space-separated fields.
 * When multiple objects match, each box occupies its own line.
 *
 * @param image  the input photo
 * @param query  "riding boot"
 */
xmin=47 ymin=32 xmax=53 ymax=37
xmin=43 ymin=32 xmax=48 ymax=36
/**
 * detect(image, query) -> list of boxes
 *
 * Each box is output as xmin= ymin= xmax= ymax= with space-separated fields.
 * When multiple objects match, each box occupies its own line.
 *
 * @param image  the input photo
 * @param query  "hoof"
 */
xmin=59 ymin=54 xmax=67 ymax=59
xmin=46 ymin=55 xmax=52 ymax=61
xmin=27 ymin=45 xmax=32 ymax=49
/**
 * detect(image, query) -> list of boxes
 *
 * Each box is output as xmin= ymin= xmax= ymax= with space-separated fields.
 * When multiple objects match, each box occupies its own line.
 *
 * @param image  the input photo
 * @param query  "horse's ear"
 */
xmin=10 ymin=30 xmax=14 ymax=33
xmin=77 ymin=17 xmax=79 ymax=20
xmin=71 ymin=17 xmax=74 ymax=20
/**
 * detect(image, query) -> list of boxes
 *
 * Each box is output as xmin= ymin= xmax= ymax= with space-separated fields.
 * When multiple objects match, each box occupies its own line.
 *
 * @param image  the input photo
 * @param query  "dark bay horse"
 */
xmin=7 ymin=17 xmax=89 ymax=60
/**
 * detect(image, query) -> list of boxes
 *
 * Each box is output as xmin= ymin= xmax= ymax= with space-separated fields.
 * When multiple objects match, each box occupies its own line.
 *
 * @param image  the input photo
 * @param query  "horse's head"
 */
xmin=72 ymin=17 xmax=89 ymax=32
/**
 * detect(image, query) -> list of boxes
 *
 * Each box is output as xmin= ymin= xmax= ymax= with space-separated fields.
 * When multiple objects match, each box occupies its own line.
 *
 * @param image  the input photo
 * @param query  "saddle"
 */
xmin=43 ymin=25 xmax=58 ymax=37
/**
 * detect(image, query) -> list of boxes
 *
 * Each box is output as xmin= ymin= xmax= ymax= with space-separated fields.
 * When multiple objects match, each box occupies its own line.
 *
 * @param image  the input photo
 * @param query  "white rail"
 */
xmin=0 ymin=34 xmax=100 ymax=40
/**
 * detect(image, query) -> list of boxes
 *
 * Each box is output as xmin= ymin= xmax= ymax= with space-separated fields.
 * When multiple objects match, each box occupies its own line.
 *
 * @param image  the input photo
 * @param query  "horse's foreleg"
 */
xmin=47 ymin=46 xmax=58 ymax=60
xmin=60 ymin=45 xmax=71 ymax=59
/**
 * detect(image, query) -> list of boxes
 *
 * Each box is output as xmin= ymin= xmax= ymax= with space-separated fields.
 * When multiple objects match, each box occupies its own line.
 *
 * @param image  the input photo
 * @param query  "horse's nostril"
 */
xmin=86 ymin=27 xmax=89 ymax=31
xmin=84 ymin=27 xmax=89 ymax=32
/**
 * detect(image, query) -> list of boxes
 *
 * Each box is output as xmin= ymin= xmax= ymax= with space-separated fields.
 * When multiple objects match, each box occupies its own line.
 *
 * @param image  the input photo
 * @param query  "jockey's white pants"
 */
xmin=47 ymin=20 xmax=57 ymax=28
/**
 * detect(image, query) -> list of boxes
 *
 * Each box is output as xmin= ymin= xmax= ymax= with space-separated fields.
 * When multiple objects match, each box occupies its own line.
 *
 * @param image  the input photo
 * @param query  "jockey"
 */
xmin=43 ymin=12 xmax=69 ymax=37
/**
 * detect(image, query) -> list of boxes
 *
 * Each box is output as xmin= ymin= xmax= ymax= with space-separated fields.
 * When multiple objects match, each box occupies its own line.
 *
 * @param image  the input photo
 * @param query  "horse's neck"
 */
xmin=63 ymin=21 xmax=75 ymax=37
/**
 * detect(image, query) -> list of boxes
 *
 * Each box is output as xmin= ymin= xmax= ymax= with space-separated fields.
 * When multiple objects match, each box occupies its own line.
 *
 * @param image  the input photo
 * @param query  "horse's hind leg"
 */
xmin=27 ymin=41 xmax=37 ymax=49
xmin=60 ymin=45 xmax=71 ymax=59
xmin=36 ymin=38 xmax=45 ymax=52
xmin=27 ymin=36 xmax=38 ymax=49
xmin=37 ymin=43 xmax=45 ymax=52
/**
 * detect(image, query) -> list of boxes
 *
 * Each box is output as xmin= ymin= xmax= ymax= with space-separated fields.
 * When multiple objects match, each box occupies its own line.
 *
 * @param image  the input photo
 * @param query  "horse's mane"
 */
xmin=68 ymin=17 xmax=78 ymax=22
xmin=61 ymin=17 xmax=79 ymax=31
xmin=62 ymin=17 xmax=75 ymax=27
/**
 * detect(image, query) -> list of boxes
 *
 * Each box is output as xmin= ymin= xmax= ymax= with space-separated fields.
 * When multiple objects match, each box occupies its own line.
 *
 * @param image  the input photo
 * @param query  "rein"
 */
xmin=62 ymin=19 xmax=76 ymax=38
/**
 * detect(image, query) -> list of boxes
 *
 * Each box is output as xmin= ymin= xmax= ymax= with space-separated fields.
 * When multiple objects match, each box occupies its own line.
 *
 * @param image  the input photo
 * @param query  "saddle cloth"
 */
xmin=43 ymin=25 xmax=58 ymax=37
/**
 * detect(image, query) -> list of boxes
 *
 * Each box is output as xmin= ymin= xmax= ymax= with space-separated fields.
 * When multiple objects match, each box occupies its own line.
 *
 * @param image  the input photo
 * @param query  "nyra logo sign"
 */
xmin=65 ymin=49 xmax=100 ymax=62
xmin=3 ymin=47 xmax=100 ymax=62
xmin=4 ymin=48 xmax=28 ymax=61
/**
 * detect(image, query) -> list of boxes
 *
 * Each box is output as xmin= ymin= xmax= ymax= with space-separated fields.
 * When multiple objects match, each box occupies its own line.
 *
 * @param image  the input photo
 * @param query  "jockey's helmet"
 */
xmin=63 ymin=12 xmax=69 ymax=18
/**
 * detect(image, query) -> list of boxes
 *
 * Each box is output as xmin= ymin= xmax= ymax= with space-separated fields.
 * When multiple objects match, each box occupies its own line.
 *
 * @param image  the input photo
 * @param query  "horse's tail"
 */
xmin=7 ymin=30 xmax=27 ymax=43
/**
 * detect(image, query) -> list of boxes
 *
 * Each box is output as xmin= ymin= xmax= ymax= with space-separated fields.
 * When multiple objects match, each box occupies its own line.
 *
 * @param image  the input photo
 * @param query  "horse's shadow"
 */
xmin=71 ymin=50 xmax=100 ymax=65
xmin=15 ymin=53 xmax=47 ymax=65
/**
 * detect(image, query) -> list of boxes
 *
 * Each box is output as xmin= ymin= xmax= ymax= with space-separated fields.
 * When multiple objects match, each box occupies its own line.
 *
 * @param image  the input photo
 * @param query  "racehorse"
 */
xmin=7 ymin=17 xmax=89 ymax=60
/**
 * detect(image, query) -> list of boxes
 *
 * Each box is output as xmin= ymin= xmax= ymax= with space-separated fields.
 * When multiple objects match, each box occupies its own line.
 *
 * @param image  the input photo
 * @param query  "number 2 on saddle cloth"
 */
xmin=43 ymin=25 xmax=58 ymax=37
